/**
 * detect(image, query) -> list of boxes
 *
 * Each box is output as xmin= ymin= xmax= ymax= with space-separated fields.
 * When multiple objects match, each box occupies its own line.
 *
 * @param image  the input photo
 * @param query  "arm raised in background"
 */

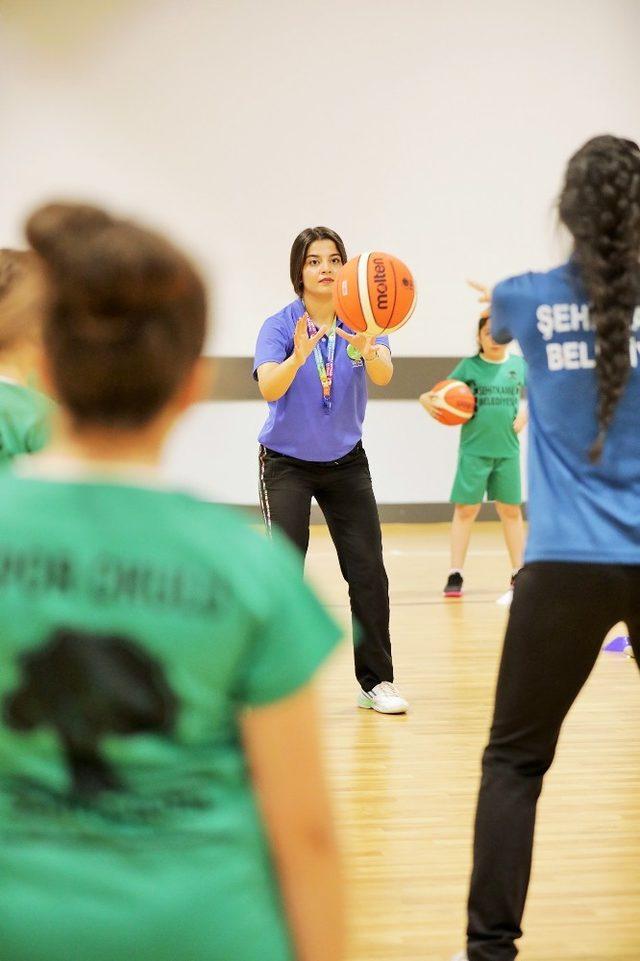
xmin=467 ymin=278 xmax=491 ymax=317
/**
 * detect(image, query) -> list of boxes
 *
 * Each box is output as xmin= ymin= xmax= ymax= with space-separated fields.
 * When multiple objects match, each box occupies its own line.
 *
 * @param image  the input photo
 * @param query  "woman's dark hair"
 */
xmin=25 ymin=202 xmax=207 ymax=429
xmin=476 ymin=315 xmax=490 ymax=353
xmin=559 ymin=135 xmax=640 ymax=462
xmin=289 ymin=226 xmax=347 ymax=296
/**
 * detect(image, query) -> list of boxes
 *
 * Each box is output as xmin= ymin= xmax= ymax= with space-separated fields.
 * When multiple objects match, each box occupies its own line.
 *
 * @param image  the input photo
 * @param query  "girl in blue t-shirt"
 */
xmin=254 ymin=227 xmax=408 ymax=715
xmin=454 ymin=136 xmax=640 ymax=961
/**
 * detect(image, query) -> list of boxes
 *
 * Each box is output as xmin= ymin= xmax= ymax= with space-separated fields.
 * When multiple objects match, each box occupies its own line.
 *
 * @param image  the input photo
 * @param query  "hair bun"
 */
xmin=25 ymin=201 xmax=200 ymax=326
xmin=26 ymin=203 xmax=113 ymax=263
xmin=22 ymin=200 xmax=207 ymax=427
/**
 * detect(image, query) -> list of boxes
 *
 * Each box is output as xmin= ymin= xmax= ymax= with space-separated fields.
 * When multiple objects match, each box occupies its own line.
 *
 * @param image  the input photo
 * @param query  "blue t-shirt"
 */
xmin=491 ymin=261 xmax=640 ymax=564
xmin=253 ymin=299 xmax=390 ymax=462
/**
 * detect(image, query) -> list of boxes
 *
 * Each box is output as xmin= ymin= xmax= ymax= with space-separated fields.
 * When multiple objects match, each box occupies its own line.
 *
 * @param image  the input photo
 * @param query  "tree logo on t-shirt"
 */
xmin=3 ymin=627 xmax=178 ymax=798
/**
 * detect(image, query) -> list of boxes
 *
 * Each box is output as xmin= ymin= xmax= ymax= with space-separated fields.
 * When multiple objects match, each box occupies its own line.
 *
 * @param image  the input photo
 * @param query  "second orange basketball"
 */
xmin=333 ymin=251 xmax=416 ymax=336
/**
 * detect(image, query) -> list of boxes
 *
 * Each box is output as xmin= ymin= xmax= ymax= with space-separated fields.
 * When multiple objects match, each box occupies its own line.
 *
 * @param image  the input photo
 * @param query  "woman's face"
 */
xmin=478 ymin=320 xmax=507 ymax=360
xmin=301 ymin=240 xmax=343 ymax=298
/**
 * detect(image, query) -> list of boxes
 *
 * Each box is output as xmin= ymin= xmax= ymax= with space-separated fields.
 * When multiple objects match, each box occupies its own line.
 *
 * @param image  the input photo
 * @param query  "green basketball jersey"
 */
xmin=0 ymin=379 xmax=52 ymax=462
xmin=0 ymin=471 xmax=341 ymax=961
xmin=448 ymin=354 xmax=527 ymax=457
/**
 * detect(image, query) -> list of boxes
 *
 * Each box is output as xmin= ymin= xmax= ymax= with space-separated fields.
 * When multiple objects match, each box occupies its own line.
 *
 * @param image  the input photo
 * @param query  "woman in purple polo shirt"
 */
xmin=253 ymin=226 xmax=407 ymax=715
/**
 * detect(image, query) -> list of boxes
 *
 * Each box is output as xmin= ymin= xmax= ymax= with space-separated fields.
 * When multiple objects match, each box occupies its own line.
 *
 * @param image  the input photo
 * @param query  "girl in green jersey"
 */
xmin=0 ymin=249 xmax=52 ymax=460
xmin=421 ymin=315 xmax=527 ymax=599
xmin=0 ymin=203 xmax=344 ymax=961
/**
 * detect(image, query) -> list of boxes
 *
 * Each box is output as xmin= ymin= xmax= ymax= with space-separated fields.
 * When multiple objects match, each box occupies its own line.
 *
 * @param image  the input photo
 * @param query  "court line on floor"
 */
xmin=310 ymin=548 xmax=508 ymax=558
xmin=324 ymin=598 xmax=507 ymax=609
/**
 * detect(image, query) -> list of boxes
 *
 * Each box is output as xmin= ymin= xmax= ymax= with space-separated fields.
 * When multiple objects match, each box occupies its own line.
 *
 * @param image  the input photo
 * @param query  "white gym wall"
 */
xmin=1 ymin=0 xmax=638 ymax=505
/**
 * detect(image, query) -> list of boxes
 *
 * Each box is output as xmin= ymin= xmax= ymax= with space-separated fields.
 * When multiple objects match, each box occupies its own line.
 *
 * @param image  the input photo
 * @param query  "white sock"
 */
xmin=449 ymin=568 xmax=463 ymax=577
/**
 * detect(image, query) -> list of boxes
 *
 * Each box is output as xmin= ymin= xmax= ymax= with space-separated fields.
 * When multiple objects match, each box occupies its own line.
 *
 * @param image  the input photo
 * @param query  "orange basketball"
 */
xmin=333 ymin=251 xmax=416 ymax=336
xmin=429 ymin=379 xmax=475 ymax=426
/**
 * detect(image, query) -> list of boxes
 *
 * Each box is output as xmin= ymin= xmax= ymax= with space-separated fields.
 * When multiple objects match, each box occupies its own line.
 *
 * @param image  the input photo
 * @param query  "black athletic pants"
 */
xmin=258 ymin=442 xmax=393 ymax=692
xmin=467 ymin=561 xmax=640 ymax=961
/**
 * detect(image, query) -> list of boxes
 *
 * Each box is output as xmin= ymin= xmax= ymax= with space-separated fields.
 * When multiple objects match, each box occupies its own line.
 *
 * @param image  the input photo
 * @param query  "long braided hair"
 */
xmin=559 ymin=135 xmax=640 ymax=462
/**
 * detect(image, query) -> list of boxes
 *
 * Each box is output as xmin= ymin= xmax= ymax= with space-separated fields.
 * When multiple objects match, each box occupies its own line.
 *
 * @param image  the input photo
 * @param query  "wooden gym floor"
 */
xmin=307 ymin=522 xmax=640 ymax=961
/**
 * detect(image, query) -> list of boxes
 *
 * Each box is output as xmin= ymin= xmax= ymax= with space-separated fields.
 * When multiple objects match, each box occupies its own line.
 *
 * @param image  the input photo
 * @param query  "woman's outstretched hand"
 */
xmin=293 ymin=314 xmax=328 ymax=368
xmin=335 ymin=327 xmax=378 ymax=360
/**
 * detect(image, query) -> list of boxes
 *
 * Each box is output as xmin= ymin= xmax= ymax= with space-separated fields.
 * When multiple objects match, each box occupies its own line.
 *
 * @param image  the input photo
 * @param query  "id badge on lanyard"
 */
xmin=306 ymin=315 xmax=336 ymax=413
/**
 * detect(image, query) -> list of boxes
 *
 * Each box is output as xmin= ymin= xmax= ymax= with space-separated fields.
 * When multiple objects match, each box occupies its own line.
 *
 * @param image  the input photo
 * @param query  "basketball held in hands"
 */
xmin=427 ymin=380 xmax=475 ymax=425
xmin=333 ymin=251 xmax=416 ymax=337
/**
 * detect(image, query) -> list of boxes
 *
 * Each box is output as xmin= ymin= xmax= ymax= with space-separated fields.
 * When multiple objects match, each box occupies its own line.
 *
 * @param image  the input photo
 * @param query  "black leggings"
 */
xmin=258 ymin=442 xmax=393 ymax=691
xmin=467 ymin=561 xmax=640 ymax=961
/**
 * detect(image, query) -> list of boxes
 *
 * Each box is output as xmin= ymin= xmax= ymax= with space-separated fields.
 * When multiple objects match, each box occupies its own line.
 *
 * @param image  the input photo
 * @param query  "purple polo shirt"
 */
xmin=253 ymin=298 xmax=390 ymax=462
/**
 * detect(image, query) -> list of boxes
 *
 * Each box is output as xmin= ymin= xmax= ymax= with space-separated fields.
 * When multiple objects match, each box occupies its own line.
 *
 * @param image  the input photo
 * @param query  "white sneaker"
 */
xmin=358 ymin=681 xmax=408 ymax=714
xmin=449 ymin=953 xmax=468 ymax=961
xmin=496 ymin=587 xmax=513 ymax=607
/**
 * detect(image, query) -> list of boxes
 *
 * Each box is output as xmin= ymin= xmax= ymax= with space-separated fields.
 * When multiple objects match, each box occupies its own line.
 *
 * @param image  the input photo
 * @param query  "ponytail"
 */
xmin=559 ymin=135 xmax=640 ymax=462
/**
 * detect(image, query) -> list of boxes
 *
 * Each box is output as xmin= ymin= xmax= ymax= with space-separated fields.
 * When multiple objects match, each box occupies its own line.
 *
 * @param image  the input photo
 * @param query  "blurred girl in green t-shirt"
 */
xmin=0 ymin=203 xmax=344 ymax=961
xmin=420 ymin=314 xmax=527 ymax=600
xmin=0 ymin=248 xmax=53 ymax=461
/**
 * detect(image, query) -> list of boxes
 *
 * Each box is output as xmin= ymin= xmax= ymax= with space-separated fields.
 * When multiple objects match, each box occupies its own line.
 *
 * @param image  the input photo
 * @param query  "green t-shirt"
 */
xmin=449 ymin=353 xmax=527 ymax=457
xmin=0 ymin=472 xmax=341 ymax=961
xmin=0 ymin=380 xmax=52 ymax=462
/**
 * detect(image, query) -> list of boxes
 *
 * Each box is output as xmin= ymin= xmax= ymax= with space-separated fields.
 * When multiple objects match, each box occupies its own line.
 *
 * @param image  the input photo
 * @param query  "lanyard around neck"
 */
xmin=306 ymin=314 xmax=336 ymax=412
